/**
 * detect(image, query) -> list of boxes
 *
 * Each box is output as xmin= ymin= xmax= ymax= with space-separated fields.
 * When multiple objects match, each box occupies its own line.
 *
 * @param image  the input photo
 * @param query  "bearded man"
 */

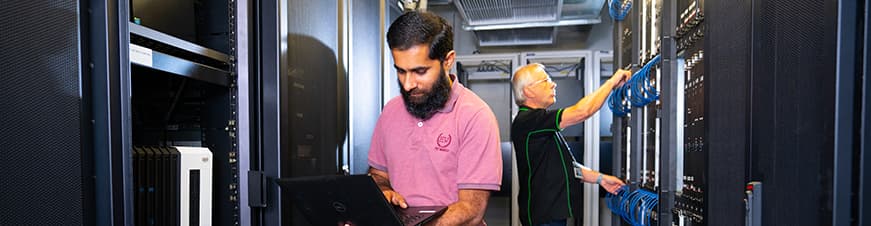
xmin=367 ymin=11 xmax=503 ymax=226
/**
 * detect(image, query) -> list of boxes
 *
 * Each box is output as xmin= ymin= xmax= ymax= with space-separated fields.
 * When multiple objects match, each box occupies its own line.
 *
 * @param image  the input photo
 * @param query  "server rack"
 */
xmin=610 ymin=0 xmax=870 ymax=225
xmin=609 ymin=0 xmax=668 ymax=224
xmin=123 ymin=0 xmax=242 ymax=225
xmin=610 ymin=0 xmax=751 ymax=224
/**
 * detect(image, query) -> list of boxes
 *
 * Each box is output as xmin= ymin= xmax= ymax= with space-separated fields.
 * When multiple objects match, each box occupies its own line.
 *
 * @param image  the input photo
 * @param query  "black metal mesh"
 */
xmin=0 ymin=1 xmax=84 ymax=224
xmin=705 ymin=0 xmax=752 ymax=225
xmin=751 ymin=0 xmax=837 ymax=225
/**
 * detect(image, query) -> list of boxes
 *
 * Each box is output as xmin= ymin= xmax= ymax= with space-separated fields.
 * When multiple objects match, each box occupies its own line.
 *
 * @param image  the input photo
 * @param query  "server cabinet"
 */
xmin=609 ymin=0 xmax=866 ymax=225
xmin=81 ymin=0 xmax=245 ymax=224
xmin=126 ymin=0 xmax=240 ymax=224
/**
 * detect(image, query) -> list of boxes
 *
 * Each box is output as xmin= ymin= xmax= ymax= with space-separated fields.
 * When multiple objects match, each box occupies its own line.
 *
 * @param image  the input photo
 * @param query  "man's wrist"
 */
xmin=595 ymin=174 xmax=603 ymax=184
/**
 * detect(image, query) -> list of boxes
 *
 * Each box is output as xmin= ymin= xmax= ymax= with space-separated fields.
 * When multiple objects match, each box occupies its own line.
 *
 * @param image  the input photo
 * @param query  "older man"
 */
xmin=511 ymin=63 xmax=630 ymax=226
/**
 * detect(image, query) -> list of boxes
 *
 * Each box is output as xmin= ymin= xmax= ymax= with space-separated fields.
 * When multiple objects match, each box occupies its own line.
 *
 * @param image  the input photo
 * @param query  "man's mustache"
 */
xmin=406 ymin=88 xmax=424 ymax=95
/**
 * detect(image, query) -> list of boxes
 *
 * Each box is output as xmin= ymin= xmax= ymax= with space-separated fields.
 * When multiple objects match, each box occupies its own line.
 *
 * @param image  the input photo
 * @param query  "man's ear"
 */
xmin=522 ymin=85 xmax=535 ymax=99
xmin=443 ymin=50 xmax=456 ymax=70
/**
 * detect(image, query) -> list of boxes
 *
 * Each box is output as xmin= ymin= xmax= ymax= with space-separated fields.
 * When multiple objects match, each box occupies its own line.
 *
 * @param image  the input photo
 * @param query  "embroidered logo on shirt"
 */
xmin=436 ymin=133 xmax=452 ymax=152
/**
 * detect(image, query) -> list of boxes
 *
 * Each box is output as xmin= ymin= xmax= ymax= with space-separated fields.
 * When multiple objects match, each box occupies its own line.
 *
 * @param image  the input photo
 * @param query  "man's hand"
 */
xmin=599 ymin=174 xmax=626 ymax=194
xmin=368 ymin=167 xmax=408 ymax=208
xmin=609 ymin=69 xmax=632 ymax=87
xmin=382 ymin=190 xmax=408 ymax=208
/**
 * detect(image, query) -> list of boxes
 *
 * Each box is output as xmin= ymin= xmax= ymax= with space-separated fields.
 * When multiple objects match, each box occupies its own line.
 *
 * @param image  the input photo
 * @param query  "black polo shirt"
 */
xmin=511 ymin=106 xmax=583 ymax=226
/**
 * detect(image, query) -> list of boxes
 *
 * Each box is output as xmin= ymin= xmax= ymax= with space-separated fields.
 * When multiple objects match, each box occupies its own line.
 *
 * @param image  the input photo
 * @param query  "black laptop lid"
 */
xmin=277 ymin=175 xmax=405 ymax=226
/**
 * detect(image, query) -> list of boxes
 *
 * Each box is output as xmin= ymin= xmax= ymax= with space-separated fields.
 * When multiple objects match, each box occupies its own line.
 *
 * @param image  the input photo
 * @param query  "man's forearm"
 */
xmin=428 ymin=190 xmax=490 ymax=226
xmin=562 ymin=79 xmax=619 ymax=127
xmin=574 ymin=78 xmax=617 ymax=115
xmin=368 ymin=167 xmax=393 ymax=191
xmin=429 ymin=202 xmax=483 ymax=226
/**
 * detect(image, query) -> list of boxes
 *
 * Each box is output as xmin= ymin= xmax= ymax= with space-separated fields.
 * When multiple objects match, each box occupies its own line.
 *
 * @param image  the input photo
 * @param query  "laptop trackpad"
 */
xmin=395 ymin=206 xmax=447 ymax=226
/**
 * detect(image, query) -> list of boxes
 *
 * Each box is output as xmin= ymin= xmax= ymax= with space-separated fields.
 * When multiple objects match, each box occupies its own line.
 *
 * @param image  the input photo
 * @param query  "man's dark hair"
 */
xmin=386 ymin=11 xmax=453 ymax=62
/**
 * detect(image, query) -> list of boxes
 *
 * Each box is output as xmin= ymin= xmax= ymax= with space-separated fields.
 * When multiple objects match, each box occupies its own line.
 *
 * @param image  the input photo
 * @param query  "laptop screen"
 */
xmin=276 ymin=175 xmax=407 ymax=226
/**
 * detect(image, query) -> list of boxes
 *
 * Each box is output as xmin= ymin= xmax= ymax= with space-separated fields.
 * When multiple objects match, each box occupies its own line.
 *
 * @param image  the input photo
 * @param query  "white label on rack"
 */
xmin=129 ymin=44 xmax=153 ymax=67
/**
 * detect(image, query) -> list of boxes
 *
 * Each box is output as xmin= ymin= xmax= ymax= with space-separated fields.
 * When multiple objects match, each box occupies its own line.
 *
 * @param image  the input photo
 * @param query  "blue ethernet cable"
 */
xmin=608 ymin=79 xmax=631 ymax=116
xmin=609 ymin=0 xmax=632 ymax=21
xmin=611 ymin=54 xmax=663 ymax=114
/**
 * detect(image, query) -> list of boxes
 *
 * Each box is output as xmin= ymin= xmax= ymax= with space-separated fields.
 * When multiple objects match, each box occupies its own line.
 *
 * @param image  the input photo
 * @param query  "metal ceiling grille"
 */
xmin=455 ymin=0 xmax=562 ymax=26
xmin=453 ymin=0 xmax=606 ymax=46
xmin=475 ymin=27 xmax=557 ymax=46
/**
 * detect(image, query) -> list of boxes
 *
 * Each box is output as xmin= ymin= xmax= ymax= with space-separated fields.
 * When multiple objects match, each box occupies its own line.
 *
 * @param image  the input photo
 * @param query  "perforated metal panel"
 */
xmin=0 ymin=1 xmax=86 ymax=225
xmin=751 ymin=0 xmax=838 ymax=225
xmin=455 ymin=0 xmax=560 ymax=25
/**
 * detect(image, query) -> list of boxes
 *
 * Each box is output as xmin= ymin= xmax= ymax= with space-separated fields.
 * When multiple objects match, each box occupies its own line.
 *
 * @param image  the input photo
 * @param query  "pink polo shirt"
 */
xmin=368 ymin=77 xmax=502 ymax=206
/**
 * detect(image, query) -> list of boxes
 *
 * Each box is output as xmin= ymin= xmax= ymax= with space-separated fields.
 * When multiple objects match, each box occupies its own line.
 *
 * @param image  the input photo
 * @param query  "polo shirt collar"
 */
xmin=436 ymin=74 xmax=462 ymax=113
xmin=519 ymin=105 xmax=542 ymax=111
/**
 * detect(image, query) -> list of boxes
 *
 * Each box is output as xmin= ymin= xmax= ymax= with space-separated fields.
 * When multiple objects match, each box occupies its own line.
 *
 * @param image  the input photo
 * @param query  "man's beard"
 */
xmin=399 ymin=69 xmax=451 ymax=120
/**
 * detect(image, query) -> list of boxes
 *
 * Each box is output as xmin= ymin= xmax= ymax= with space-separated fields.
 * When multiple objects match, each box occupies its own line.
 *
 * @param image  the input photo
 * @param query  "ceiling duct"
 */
xmin=453 ymin=0 xmax=606 ymax=46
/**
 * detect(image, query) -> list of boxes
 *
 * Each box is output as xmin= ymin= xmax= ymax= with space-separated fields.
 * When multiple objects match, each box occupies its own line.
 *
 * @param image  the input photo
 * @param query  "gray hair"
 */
xmin=511 ymin=63 xmax=545 ymax=106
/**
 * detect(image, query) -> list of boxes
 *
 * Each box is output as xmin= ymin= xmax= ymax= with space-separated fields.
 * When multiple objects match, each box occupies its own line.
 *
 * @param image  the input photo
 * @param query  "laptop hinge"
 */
xmin=248 ymin=170 xmax=267 ymax=207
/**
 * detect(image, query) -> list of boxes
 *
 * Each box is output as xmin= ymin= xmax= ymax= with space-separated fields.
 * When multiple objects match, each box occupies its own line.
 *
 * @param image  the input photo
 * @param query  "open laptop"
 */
xmin=276 ymin=174 xmax=447 ymax=226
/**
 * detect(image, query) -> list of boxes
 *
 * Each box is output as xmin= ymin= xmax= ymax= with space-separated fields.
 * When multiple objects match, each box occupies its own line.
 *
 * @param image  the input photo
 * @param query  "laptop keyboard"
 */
xmin=399 ymin=213 xmax=424 ymax=225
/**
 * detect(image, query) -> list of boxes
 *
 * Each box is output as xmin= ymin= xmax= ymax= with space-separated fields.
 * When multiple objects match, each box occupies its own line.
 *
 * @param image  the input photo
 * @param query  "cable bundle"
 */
xmin=606 ymin=187 xmax=659 ymax=226
xmin=607 ymin=55 xmax=662 ymax=116
xmin=609 ymin=0 xmax=632 ymax=21
xmin=629 ymin=55 xmax=661 ymax=107
xmin=607 ymin=78 xmax=632 ymax=116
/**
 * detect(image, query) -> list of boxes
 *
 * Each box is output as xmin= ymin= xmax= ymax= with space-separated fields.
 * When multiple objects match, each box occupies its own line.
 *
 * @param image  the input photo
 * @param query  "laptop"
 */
xmin=276 ymin=174 xmax=447 ymax=226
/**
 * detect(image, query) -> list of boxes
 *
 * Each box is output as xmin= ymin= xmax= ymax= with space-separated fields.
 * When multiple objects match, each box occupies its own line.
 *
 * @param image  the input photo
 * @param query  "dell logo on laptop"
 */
xmin=332 ymin=201 xmax=347 ymax=212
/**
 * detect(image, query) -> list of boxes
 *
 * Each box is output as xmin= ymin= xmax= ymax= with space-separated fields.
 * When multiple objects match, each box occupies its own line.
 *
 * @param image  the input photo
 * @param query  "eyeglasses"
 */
xmin=528 ymin=77 xmax=554 ymax=87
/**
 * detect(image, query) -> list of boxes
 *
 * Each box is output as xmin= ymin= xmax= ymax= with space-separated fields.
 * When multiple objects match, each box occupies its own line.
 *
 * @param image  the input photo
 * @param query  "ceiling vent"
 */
xmin=455 ymin=0 xmax=561 ymax=26
xmin=475 ymin=27 xmax=557 ymax=46
xmin=453 ymin=0 xmax=606 ymax=46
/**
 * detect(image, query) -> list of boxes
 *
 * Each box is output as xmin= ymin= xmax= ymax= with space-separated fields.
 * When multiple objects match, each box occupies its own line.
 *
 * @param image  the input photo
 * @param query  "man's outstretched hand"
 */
xmin=599 ymin=174 xmax=626 ymax=194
